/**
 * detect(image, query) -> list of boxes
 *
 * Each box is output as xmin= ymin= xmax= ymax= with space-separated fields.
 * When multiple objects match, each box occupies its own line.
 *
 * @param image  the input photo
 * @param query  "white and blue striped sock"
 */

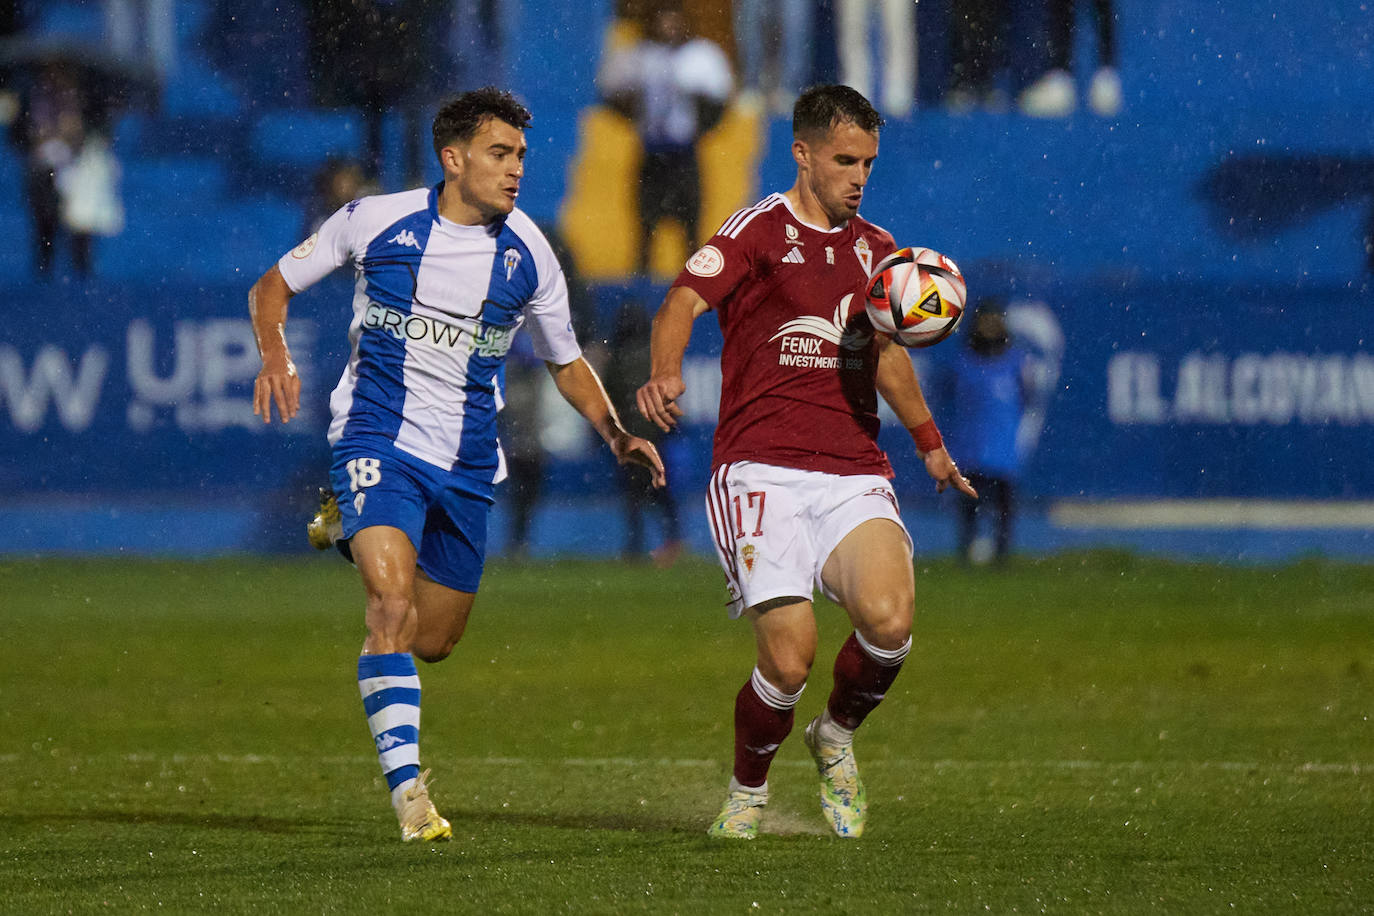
xmin=357 ymin=653 xmax=421 ymax=808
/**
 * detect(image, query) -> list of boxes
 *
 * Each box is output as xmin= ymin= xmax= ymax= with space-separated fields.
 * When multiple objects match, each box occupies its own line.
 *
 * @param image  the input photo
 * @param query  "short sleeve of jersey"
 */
xmin=513 ymin=215 xmax=582 ymax=366
xmin=673 ymin=226 xmax=757 ymax=311
xmin=276 ymin=203 xmax=357 ymax=293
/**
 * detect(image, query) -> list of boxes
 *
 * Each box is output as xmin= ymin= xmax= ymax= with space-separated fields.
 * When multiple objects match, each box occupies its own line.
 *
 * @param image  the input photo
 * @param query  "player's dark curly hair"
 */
xmin=431 ymin=87 xmax=533 ymax=159
xmin=792 ymin=84 xmax=885 ymax=142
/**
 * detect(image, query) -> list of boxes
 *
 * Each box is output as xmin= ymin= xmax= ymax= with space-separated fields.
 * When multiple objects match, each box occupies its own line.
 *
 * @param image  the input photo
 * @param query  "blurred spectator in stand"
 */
xmin=733 ymin=0 xmax=814 ymax=115
xmin=946 ymin=0 xmax=1010 ymax=113
xmin=1019 ymin=0 xmax=1121 ymax=118
xmin=104 ymin=0 xmax=177 ymax=83
xmin=603 ymin=297 xmax=683 ymax=566
xmin=304 ymin=0 xmax=447 ymax=187
xmin=835 ymin=0 xmax=916 ymax=118
xmin=939 ymin=300 xmax=1032 ymax=566
xmin=302 ymin=156 xmax=374 ymax=236
xmin=598 ymin=1 xmax=733 ymax=275
xmin=9 ymin=59 xmax=123 ymax=278
xmin=0 ymin=0 xmax=22 ymax=125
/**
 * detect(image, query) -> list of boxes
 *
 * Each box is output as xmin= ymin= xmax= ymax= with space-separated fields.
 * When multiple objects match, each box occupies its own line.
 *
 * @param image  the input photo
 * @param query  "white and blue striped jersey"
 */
xmin=277 ymin=185 xmax=582 ymax=491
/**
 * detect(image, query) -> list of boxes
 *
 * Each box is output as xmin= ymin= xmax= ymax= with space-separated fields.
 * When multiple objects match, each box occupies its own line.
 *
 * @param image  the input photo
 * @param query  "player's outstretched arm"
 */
xmin=249 ymin=264 xmax=302 ymax=424
xmin=874 ymin=337 xmax=978 ymax=498
xmin=636 ymin=285 xmax=709 ymax=432
xmin=549 ymin=356 xmax=667 ymax=488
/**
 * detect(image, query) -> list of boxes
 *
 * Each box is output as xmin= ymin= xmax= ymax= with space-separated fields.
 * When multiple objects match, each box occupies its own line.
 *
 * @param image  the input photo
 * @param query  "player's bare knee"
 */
xmin=861 ymin=618 xmax=912 ymax=652
xmin=852 ymin=596 xmax=914 ymax=650
xmin=764 ymin=655 xmax=813 ymax=695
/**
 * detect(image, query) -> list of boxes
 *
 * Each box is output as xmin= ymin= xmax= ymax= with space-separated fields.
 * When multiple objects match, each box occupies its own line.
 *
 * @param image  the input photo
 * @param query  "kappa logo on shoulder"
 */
xmin=388 ymin=229 xmax=421 ymax=250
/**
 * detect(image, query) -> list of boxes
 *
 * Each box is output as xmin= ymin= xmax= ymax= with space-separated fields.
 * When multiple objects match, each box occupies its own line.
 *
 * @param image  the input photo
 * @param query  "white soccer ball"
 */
xmin=863 ymin=247 xmax=967 ymax=348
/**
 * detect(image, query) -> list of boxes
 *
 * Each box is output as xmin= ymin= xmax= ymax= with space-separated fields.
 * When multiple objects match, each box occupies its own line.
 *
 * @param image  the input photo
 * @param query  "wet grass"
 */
xmin=0 ymin=553 xmax=1370 ymax=913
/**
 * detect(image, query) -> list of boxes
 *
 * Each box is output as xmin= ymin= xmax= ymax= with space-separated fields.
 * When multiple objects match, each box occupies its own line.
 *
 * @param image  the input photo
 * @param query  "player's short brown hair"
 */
xmin=432 ymin=87 xmax=533 ymax=160
xmin=792 ymin=84 xmax=884 ymax=142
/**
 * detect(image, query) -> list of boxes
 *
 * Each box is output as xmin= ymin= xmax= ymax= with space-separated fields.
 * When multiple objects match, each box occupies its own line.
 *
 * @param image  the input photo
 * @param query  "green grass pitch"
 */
xmin=1 ymin=553 xmax=1370 ymax=913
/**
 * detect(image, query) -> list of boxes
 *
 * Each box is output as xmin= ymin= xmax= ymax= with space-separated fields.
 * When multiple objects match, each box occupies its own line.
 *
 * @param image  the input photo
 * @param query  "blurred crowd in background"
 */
xmin=0 ymin=0 xmax=1123 ymax=283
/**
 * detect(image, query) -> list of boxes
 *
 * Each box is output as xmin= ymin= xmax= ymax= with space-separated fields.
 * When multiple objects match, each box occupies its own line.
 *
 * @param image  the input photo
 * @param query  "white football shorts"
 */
xmin=705 ymin=461 xmax=913 ymax=618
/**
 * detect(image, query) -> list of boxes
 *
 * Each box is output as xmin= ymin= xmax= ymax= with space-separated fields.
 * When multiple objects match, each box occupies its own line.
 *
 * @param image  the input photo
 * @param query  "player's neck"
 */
xmin=783 ymin=186 xmax=846 ymax=231
xmin=436 ymin=181 xmax=492 ymax=227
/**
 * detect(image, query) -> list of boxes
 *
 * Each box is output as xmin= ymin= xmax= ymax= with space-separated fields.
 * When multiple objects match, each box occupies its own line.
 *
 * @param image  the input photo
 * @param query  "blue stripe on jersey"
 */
xmin=451 ymin=220 xmax=542 ymax=475
xmin=342 ymin=208 xmax=437 ymax=443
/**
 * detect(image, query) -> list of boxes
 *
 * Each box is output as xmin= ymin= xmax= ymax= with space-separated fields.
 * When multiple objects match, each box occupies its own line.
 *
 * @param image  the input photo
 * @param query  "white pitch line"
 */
xmin=0 ymin=753 xmax=1362 ymax=776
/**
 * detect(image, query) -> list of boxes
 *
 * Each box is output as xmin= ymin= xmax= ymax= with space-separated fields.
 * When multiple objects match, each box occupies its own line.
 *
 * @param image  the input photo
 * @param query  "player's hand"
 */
xmin=612 ymin=432 xmax=667 ymax=488
xmin=253 ymin=352 xmax=301 ymax=424
xmin=924 ymin=447 xmax=977 ymax=498
xmin=636 ymin=375 xmax=686 ymax=433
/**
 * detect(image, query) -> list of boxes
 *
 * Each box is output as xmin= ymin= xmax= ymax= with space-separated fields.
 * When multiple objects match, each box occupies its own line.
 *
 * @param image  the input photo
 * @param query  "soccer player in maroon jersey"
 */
xmin=637 ymin=84 xmax=976 ymax=839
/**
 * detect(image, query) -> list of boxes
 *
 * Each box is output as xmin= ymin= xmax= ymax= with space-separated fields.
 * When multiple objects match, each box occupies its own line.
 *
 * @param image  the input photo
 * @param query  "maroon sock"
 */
xmin=732 ymin=673 xmax=798 ymax=789
xmin=827 ymin=632 xmax=907 ymax=730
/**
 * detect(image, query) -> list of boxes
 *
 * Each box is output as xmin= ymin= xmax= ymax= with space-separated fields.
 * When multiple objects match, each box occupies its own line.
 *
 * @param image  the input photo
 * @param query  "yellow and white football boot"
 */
xmin=306 ymin=488 xmax=342 ymax=551
xmin=396 ymin=769 xmax=452 ymax=842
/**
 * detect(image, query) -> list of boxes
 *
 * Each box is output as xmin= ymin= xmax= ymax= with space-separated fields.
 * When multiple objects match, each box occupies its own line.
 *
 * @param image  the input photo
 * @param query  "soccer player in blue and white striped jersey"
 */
xmin=247 ymin=88 xmax=665 ymax=842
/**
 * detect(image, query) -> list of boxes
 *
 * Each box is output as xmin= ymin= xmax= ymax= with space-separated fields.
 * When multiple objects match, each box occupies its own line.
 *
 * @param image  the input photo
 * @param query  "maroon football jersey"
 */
xmin=675 ymin=193 xmax=899 ymax=476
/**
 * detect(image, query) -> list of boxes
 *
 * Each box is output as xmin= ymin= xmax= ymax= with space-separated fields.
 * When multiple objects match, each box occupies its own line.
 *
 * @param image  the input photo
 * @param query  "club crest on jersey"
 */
xmin=687 ymin=244 xmax=724 ymax=278
xmin=503 ymin=247 xmax=521 ymax=280
xmin=389 ymin=229 xmax=421 ymax=250
xmin=740 ymin=543 xmax=757 ymax=576
xmin=785 ymin=224 xmax=803 ymax=245
xmin=854 ymin=236 xmax=872 ymax=274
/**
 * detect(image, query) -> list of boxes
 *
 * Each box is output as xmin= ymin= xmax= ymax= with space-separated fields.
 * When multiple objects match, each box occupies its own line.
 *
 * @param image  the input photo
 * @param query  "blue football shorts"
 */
xmin=328 ymin=441 xmax=492 ymax=593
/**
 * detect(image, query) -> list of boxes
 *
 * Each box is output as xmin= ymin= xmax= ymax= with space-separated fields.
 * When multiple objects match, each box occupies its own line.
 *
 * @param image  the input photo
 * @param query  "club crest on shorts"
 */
xmin=740 ymin=543 xmax=757 ymax=576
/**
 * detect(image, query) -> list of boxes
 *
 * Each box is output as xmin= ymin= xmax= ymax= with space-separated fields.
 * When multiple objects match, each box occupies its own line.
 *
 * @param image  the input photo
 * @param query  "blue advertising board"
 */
xmin=1 ymin=275 xmax=1370 ymax=554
